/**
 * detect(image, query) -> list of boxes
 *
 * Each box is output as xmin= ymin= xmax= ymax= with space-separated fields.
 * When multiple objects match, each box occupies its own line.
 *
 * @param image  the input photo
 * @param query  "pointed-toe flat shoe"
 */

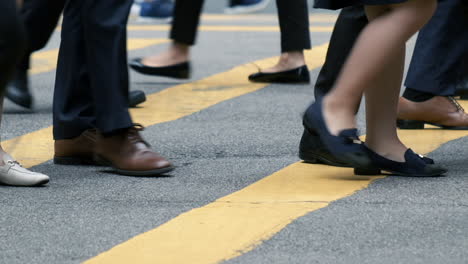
xmin=248 ymin=65 xmax=310 ymax=84
xmin=129 ymin=58 xmax=190 ymax=79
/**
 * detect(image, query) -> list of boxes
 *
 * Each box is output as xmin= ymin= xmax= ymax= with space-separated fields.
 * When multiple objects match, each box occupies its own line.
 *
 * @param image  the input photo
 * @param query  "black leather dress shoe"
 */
xmin=248 ymin=65 xmax=310 ymax=83
xmin=6 ymin=69 xmax=33 ymax=109
xmin=129 ymin=58 xmax=190 ymax=79
xmin=129 ymin=90 xmax=146 ymax=107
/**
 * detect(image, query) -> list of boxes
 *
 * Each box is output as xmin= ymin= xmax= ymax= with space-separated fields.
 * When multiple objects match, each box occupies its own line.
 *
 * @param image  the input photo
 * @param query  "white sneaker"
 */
xmin=0 ymin=155 xmax=49 ymax=186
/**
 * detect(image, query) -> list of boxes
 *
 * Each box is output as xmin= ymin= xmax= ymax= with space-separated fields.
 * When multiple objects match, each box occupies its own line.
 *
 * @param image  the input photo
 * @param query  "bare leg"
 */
xmin=141 ymin=41 xmax=190 ymax=67
xmin=321 ymin=0 xmax=437 ymax=136
xmin=364 ymin=44 xmax=407 ymax=161
xmin=260 ymin=50 xmax=306 ymax=73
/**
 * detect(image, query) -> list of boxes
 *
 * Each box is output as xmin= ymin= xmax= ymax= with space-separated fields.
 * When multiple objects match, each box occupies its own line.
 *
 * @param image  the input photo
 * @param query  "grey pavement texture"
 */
xmin=1 ymin=2 xmax=467 ymax=264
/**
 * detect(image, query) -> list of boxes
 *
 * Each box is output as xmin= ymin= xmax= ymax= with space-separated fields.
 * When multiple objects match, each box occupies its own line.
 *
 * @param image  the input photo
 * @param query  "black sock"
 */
xmin=402 ymin=88 xmax=435 ymax=102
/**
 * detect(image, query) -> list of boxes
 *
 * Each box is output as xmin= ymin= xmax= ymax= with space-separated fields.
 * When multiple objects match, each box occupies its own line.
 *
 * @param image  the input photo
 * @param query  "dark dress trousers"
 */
xmin=405 ymin=0 xmax=468 ymax=96
xmin=53 ymin=0 xmax=133 ymax=140
xmin=0 ymin=0 xmax=27 ymax=94
xmin=171 ymin=0 xmax=311 ymax=52
xmin=313 ymin=5 xmax=367 ymax=98
xmin=314 ymin=0 xmax=467 ymax=98
xmin=18 ymin=0 xmax=65 ymax=72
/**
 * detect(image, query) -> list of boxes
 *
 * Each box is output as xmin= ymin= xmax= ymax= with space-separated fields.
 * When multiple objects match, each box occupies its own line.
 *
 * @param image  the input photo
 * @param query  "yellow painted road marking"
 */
xmin=129 ymin=43 xmax=327 ymax=126
xmin=3 ymin=43 xmax=328 ymax=168
xmin=198 ymin=14 xmax=338 ymax=23
xmin=29 ymin=38 xmax=169 ymax=75
xmin=8 ymin=33 xmax=468 ymax=263
xmin=85 ymin=126 xmax=468 ymax=264
xmin=127 ymin=25 xmax=333 ymax=32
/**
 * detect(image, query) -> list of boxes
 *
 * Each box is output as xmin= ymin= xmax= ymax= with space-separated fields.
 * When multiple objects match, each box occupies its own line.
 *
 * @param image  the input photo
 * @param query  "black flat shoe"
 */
xmin=354 ymin=147 xmax=447 ymax=177
xmin=303 ymin=99 xmax=371 ymax=168
xmin=248 ymin=65 xmax=310 ymax=83
xmin=129 ymin=58 xmax=190 ymax=79
xmin=6 ymin=69 xmax=33 ymax=109
xmin=299 ymin=122 xmax=350 ymax=167
xmin=128 ymin=90 xmax=146 ymax=108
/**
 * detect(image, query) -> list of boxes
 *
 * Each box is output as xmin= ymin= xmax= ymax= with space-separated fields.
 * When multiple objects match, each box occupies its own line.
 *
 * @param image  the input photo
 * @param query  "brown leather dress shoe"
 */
xmin=397 ymin=96 xmax=468 ymax=129
xmin=94 ymin=124 xmax=174 ymax=176
xmin=54 ymin=129 xmax=99 ymax=165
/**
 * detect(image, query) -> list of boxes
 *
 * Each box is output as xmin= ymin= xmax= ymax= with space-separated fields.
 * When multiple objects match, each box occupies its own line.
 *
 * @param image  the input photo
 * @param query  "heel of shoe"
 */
xmin=397 ymin=119 xmax=425 ymax=129
xmin=299 ymin=66 xmax=311 ymax=83
xmin=299 ymin=128 xmax=320 ymax=163
xmin=299 ymin=151 xmax=320 ymax=164
xmin=93 ymin=154 xmax=112 ymax=166
xmin=177 ymin=69 xmax=190 ymax=79
xmin=354 ymin=167 xmax=381 ymax=176
xmin=54 ymin=156 xmax=97 ymax=165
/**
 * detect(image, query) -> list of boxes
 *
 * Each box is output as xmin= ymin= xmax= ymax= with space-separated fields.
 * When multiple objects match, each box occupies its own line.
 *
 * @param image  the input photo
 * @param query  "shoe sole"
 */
xmin=33 ymin=178 xmax=50 ymax=186
xmin=249 ymin=78 xmax=310 ymax=84
xmin=299 ymin=150 xmax=350 ymax=167
xmin=94 ymin=155 xmax=175 ymax=176
xmin=129 ymin=64 xmax=190 ymax=79
xmin=0 ymin=178 xmax=49 ymax=187
xmin=115 ymin=166 xmax=175 ymax=176
xmin=129 ymin=91 xmax=147 ymax=108
xmin=54 ymin=156 xmax=102 ymax=166
xmin=136 ymin=16 xmax=172 ymax=24
xmin=354 ymin=167 xmax=447 ymax=177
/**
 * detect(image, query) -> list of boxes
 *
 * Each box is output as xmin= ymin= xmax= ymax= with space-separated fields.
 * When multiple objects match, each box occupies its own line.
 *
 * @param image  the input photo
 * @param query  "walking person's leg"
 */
xmin=0 ymin=0 xmax=49 ymax=186
xmin=129 ymin=0 xmax=205 ymax=79
xmin=299 ymin=6 xmax=367 ymax=166
xmin=248 ymin=0 xmax=311 ymax=83
xmin=306 ymin=0 xmax=445 ymax=176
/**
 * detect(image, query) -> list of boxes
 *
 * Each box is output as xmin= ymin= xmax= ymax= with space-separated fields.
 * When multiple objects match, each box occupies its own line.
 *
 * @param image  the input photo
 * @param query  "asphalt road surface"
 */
xmin=1 ymin=1 xmax=467 ymax=264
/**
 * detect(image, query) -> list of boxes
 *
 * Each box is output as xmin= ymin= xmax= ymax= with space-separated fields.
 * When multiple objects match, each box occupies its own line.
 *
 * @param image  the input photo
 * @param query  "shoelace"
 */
xmin=448 ymin=96 xmax=465 ymax=112
xmin=127 ymin=124 xmax=150 ymax=147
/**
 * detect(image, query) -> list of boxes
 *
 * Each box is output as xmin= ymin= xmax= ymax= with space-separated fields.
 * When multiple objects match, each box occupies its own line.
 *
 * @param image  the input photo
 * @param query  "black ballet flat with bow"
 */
xmin=129 ymin=58 xmax=190 ymax=79
xmin=248 ymin=65 xmax=310 ymax=84
xmin=354 ymin=146 xmax=447 ymax=177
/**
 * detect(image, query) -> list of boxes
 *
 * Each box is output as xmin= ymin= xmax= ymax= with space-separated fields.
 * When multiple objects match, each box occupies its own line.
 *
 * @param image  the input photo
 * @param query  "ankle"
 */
xmin=170 ymin=42 xmax=190 ymax=61
xmin=322 ymin=96 xmax=357 ymax=135
xmin=323 ymin=96 xmax=357 ymax=118
xmin=278 ymin=51 xmax=305 ymax=68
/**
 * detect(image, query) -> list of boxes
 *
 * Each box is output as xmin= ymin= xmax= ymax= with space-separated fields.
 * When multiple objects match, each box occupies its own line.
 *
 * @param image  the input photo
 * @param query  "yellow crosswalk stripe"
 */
xmin=3 ymin=43 xmax=328 ymax=168
xmin=197 ymin=13 xmax=338 ymax=23
xmin=84 ymin=124 xmax=468 ymax=264
xmin=127 ymin=25 xmax=333 ymax=32
xmin=29 ymin=38 xmax=169 ymax=75
xmin=8 ymin=30 xmax=467 ymax=264
xmin=129 ymin=43 xmax=324 ymax=125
